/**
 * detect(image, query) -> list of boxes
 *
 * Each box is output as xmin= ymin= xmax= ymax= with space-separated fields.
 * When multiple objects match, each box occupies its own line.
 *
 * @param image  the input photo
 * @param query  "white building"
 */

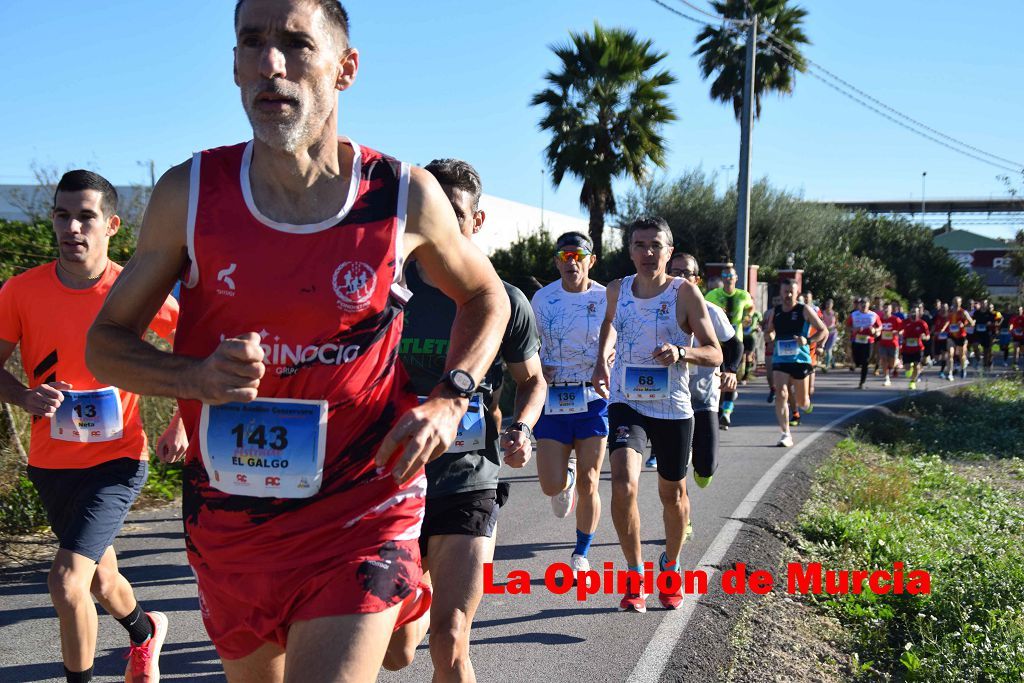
xmin=0 ymin=184 xmax=597 ymax=257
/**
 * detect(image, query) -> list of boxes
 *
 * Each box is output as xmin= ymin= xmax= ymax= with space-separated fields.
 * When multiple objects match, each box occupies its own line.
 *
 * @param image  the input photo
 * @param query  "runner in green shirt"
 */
xmin=704 ymin=266 xmax=754 ymax=429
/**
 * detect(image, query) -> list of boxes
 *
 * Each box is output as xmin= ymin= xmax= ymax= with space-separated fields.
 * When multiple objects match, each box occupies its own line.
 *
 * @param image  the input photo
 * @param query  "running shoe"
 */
xmin=766 ymin=389 xmax=775 ymax=404
xmin=644 ymin=455 xmax=657 ymax=469
xmin=657 ymin=552 xmax=683 ymax=610
xmin=776 ymin=432 xmax=794 ymax=448
xmin=619 ymin=589 xmax=648 ymax=613
xmin=805 ymin=403 xmax=814 ymax=414
xmin=948 ymin=372 xmax=955 ymax=382
xmin=685 ymin=519 xmax=693 ymax=540
xmin=789 ymin=411 xmax=800 ymax=427
xmin=883 ymin=376 xmax=892 ymax=387
xmin=718 ymin=412 xmax=731 ymax=431
xmin=858 ymin=382 xmax=866 ymax=390
xmin=909 ymin=380 xmax=917 ymax=391
xmin=570 ymin=553 xmax=590 ymax=573
xmin=905 ymin=369 xmax=913 ymax=378
xmin=938 ymin=371 xmax=946 ymax=379
xmin=693 ymin=473 xmax=713 ymax=489
xmin=550 ymin=463 xmax=577 ymax=519
xmin=124 ymin=612 xmax=168 ymax=683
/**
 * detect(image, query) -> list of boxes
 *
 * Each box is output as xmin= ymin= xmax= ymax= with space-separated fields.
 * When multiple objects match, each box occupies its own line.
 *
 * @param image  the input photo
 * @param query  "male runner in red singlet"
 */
xmin=85 ymin=2 xmax=510 ymax=681
xmin=946 ymin=297 xmax=974 ymax=380
xmin=901 ymin=303 xmax=930 ymax=390
xmin=1008 ymin=305 xmax=1024 ymax=368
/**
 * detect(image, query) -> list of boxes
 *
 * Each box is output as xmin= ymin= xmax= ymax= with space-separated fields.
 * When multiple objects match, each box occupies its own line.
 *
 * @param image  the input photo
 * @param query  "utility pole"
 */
xmin=734 ymin=14 xmax=757 ymax=291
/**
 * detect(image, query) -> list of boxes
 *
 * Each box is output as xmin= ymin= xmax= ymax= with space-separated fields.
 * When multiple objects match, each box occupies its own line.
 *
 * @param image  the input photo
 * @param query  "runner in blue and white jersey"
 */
xmin=531 ymin=232 xmax=608 ymax=573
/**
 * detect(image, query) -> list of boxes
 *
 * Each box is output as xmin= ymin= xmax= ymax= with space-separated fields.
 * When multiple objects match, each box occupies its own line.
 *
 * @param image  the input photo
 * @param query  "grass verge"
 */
xmin=797 ymin=379 xmax=1024 ymax=681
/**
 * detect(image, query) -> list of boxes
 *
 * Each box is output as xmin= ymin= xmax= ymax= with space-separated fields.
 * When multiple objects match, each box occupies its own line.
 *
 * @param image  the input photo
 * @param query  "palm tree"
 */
xmin=693 ymin=0 xmax=810 ymax=120
xmin=531 ymin=23 xmax=677 ymax=259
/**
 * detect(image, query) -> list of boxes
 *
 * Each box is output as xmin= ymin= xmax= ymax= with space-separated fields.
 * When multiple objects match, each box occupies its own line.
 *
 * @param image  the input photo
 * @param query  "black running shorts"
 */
xmin=772 ymin=362 xmax=814 ymax=380
xmin=608 ymin=403 xmax=694 ymax=482
xmin=27 ymin=458 xmax=147 ymax=563
xmin=419 ymin=483 xmax=509 ymax=558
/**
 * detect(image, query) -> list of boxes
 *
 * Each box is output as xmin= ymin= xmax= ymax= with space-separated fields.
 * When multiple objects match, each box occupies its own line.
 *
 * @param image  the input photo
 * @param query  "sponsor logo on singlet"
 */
xmin=332 ymin=261 xmax=377 ymax=312
xmin=218 ymin=330 xmax=362 ymax=376
xmin=216 ymin=262 xmax=237 ymax=296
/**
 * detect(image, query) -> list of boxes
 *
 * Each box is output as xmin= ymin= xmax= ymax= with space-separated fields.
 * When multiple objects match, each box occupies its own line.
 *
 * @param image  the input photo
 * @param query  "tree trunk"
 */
xmin=588 ymin=194 xmax=608 ymax=260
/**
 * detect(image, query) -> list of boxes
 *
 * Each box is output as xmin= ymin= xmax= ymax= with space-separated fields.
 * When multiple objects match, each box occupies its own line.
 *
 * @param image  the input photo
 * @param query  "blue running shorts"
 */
xmin=534 ymin=397 xmax=609 ymax=445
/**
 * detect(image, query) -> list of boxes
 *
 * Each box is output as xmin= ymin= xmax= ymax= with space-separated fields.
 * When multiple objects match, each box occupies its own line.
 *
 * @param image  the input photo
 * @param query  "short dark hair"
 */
xmin=234 ymin=0 xmax=350 ymax=46
xmin=670 ymin=251 xmax=698 ymax=273
xmin=780 ymin=277 xmax=799 ymax=288
xmin=54 ymin=170 xmax=118 ymax=217
xmin=626 ymin=216 xmax=673 ymax=246
xmin=424 ymin=158 xmax=483 ymax=209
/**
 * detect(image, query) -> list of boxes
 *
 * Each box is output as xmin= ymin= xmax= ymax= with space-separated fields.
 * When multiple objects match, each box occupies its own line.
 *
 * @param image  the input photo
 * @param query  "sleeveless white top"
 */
xmin=609 ymin=275 xmax=692 ymax=419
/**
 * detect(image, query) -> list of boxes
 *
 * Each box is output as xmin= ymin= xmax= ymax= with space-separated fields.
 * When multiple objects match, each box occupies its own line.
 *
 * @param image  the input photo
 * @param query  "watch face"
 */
xmin=451 ymin=370 xmax=474 ymax=393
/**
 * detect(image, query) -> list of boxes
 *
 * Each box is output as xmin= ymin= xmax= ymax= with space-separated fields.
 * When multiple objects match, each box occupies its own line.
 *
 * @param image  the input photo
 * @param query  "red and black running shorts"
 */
xmin=192 ymin=536 xmax=423 ymax=660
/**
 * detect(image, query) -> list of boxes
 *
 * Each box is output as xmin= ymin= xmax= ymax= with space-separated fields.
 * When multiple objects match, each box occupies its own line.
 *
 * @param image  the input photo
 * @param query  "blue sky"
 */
xmin=1 ymin=0 xmax=1021 ymax=238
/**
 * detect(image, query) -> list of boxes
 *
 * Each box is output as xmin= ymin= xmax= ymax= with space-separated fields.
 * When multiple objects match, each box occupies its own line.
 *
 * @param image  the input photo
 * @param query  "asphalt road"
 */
xmin=0 ymin=366 xmax=974 ymax=682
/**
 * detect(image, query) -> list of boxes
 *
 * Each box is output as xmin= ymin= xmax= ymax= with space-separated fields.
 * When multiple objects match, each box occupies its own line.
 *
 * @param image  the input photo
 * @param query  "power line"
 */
xmin=648 ymin=0 xmax=715 ymax=27
xmin=673 ymin=0 xmax=749 ymax=26
xmin=762 ymin=34 xmax=1024 ymax=173
xmin=649 ymin=0 xmax=1024 ymax=175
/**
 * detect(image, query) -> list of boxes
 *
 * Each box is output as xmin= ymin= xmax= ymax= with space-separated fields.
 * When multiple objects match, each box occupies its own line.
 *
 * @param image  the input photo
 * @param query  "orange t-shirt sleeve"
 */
xmin=148 ymin=294 xmax=180 ymax=342
xmin=0 ymin=278 xmax=23 ymax=344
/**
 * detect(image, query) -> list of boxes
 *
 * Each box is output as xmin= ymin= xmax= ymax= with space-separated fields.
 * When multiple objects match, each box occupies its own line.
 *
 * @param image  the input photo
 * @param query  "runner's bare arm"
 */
xmin=0 ymin=339 xmax=72 ymax=417
xmin=676 ymin=280 xmax=722 ymax=367
xmin=500 ymin=352 xmax=546 ymax=467
xmin=802 ymin=305 xmax=829 ymax=345
xmin=591 ymin=279 xmax=620 ymax=398
xmin=765 ymin=309 xmax=778 ymax=341
xmin=86 ymin=161 xmax=265 ymax=405
xmin=375 ymin=167 xmax=511 ymax=483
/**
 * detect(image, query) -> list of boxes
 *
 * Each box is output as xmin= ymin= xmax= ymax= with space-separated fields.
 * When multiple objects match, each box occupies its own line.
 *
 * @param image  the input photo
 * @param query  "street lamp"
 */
xmin=921 ymin=171 xmax=927 ymax=216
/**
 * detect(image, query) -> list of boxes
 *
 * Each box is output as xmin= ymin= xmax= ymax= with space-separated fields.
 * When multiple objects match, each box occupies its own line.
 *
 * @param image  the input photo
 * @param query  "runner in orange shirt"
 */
xmin=0 ymin=171 xmax=181 ymax=683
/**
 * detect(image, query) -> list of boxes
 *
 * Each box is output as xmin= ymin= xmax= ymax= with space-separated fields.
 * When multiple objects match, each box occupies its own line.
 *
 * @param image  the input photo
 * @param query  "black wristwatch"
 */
xmin=440 ymin=369 xmax=476 ymax=398
xmin=505 ymin=421 xmax=533 ymax=440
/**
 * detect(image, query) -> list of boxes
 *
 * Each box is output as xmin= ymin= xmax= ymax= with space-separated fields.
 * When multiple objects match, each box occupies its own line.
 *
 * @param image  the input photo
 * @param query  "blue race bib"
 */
xmin=200 ymin=398 xmax=327 ymax=498
xmin=623 ymin=365 xmax=670 ymax=401
xmin=545 ymin=383 xmax=587 ymax=415
xmin=50 ymin=387 xmax=124 ymax=443
xmin=446 ymin=394 xmax=486 ymax=453
xmin=775 ymin=339 xmax=799 ymax=359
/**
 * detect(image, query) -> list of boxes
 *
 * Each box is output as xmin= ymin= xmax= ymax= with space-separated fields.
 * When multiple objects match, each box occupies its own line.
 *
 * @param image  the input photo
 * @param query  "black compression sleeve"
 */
xmin=720 ymin=335 xmax=743 ymax=374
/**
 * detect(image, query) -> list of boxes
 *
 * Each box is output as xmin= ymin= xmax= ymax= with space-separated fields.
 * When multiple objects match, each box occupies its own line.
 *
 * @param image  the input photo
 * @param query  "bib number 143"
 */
xmin=200 ymin=398 xmax=327 ymax=499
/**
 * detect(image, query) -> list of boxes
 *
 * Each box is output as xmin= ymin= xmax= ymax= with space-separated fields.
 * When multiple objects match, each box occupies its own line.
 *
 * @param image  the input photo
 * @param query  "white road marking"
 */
xmin=627 ymin=392 xmax=908 ymax=682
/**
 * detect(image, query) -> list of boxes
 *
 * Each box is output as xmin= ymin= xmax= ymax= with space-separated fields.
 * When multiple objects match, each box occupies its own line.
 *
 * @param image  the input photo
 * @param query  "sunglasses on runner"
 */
xmin=721 ymin=272 xmax=737 ymax=280
xmin=556 ymin=250 xmax=592 ymax=263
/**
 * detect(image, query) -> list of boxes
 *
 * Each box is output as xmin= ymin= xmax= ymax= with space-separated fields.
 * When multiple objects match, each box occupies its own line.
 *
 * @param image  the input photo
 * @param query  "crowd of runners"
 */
xmin=1 ymin=1 xmax=1023 ymax=682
